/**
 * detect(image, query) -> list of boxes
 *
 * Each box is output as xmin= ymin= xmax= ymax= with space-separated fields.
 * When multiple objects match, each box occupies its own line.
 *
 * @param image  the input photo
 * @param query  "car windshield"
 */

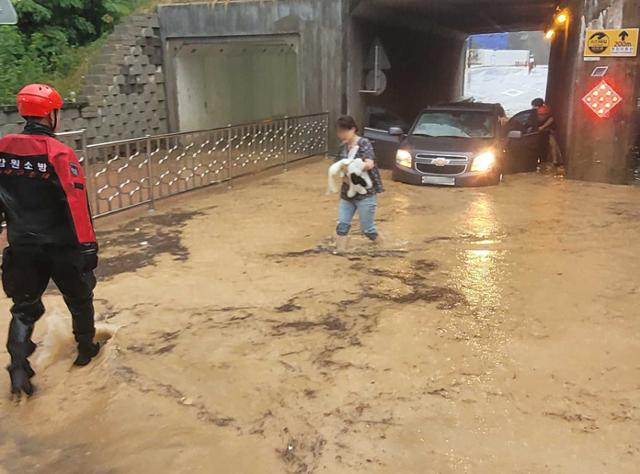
xmin=412 ymin=111 xmax=495 ymax=138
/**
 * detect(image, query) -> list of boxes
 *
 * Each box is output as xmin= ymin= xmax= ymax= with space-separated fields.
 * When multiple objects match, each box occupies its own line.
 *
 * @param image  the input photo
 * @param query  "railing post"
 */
xmin=79 ymin=129 xmax=95 ymax=215
xmin=146 ymin=135 xmax=156 ymax=211
xmin=226 ymin=125 xmax=233 ymax=189
xmin=325 ymin=113 xmax=330 ymax=157
xmin=283 ymin=116 xmax=289 ymax=172
xmin=252 ymin=123 xmax=257 ymax=166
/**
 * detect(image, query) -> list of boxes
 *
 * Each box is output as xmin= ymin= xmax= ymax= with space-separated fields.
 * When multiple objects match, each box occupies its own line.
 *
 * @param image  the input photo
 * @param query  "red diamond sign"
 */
xmin=582 ymin=80 xmax=622 ymax=118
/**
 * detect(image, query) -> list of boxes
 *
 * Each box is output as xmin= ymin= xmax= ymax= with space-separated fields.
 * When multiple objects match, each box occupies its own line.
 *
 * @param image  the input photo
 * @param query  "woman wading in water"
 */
xmin=334 ymin=115 xmax=384 ymax=253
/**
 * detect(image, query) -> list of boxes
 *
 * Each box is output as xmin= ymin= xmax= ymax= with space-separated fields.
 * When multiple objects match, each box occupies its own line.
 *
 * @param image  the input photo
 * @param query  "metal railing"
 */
xmin=57 ymin=113 xmax=329 ymax=217
xmin=57 ymin=129 xmax=88 ymax=163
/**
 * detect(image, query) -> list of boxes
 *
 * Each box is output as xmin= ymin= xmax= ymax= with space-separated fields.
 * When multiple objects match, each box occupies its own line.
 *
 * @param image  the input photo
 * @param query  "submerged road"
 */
xmin=0 ymin=159 xmax=638 ymax=473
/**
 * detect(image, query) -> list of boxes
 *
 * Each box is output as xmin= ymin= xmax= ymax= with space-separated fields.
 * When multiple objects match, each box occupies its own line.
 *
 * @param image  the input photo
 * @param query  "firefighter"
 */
xmin=0 ymin=84 xmax=100 ymax=397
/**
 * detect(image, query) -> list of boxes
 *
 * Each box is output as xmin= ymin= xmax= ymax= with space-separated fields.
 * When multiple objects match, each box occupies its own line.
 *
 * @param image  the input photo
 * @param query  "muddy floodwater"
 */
xmin=0 ymin=159 xmax=639 ymax=473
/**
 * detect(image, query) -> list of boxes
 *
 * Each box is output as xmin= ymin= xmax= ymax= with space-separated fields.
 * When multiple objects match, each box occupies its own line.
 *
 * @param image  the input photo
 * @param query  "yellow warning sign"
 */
xmin=585 ymin=28 xmax=639 ymax=57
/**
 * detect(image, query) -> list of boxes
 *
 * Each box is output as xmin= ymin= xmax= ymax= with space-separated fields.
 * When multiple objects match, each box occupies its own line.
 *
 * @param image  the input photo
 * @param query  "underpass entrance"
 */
xmin=347 ymin=1 xmax=558 ymax=122
xmin=345 ymin=1 xmax=598 ymax=180
xmin=346 ymin=0 xmax=640 ymax=183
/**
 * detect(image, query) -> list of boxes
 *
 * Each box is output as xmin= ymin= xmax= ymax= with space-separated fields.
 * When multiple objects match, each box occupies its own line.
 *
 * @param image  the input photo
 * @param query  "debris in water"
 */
xmin=275 ymin=298 xmax=302 ymax=313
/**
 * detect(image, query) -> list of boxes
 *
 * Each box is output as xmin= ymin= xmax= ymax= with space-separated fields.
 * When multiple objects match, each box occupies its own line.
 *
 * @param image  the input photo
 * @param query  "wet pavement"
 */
xmin=0 ymin=159 xmax=639 ymax=473
xmin=466 ymin=65 xmax=548 ymax=116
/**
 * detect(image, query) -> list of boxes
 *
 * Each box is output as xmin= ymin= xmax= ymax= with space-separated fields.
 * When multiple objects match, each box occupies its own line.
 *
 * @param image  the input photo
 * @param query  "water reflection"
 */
xmin=459 ymin=248 xmax=504 ymax=312
xmin=461 ymin=192 xmax=502 ymax=242
xmin=451 ymin=193 xmax=509 ymax=352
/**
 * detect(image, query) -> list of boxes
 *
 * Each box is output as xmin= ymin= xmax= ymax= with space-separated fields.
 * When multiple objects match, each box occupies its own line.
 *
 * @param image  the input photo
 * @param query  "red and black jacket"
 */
xmin=0 ymin=123 xmax=97 ymax=254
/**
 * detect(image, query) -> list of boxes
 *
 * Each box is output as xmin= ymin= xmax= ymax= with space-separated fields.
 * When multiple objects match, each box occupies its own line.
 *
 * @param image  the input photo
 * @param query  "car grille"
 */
xmin=415 ymin=154 xmax=468 ymax=176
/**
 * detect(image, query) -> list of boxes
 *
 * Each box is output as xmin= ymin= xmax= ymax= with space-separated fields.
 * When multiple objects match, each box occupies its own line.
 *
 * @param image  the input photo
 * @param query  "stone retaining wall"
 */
xmin=0 ymin=12 xmax=169 ymax=144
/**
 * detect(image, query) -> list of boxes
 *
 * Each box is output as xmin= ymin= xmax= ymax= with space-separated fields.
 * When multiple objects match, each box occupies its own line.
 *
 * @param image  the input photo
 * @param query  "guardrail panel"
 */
xmin=88 ymin=139 xmax=152 ymax=216
xmin=60 ymin=112 xmax=328 ymax=218
xmin=286 ymin=114 xmax=329 ymax=163
xmin=230 ymin=119 xmax=286 ymax=179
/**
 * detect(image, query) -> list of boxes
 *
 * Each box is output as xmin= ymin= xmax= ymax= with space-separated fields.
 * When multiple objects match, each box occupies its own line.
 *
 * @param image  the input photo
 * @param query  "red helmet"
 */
xmin=16 ymin=84 xmax=64 ymax=117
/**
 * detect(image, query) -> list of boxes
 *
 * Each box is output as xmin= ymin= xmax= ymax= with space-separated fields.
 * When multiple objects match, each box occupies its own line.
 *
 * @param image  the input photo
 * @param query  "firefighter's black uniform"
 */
xmin=0 ymin=122 xmax=99 ymax=395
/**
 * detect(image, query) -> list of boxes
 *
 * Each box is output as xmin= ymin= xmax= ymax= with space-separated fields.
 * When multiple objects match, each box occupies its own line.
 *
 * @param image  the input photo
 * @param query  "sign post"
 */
xmin=584 ymin=28 xmax=639 ymax=57
xmin=0 ymin=0 xmax=17 ymax=25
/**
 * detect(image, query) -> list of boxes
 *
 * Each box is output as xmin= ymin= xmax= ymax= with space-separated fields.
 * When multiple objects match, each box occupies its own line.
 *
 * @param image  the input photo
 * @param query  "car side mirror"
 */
xmin=507 ymin=130 xmax=523 ymax=139
xmin=389 ymin=127 xmax=405 ymax=136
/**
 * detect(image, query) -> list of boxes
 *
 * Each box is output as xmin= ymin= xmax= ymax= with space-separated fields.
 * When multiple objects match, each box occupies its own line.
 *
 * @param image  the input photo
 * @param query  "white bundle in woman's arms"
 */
xmin=327 ymin=146 xmax=373 ymax=197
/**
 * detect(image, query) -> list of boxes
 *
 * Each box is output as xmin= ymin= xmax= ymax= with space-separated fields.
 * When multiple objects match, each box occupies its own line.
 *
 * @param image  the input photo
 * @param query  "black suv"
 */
xmin=365 ymin=103 xmax=543 ymax=187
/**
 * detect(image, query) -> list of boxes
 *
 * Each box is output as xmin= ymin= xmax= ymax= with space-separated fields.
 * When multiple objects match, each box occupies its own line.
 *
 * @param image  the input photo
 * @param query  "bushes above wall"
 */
xmin=0 ymin=0 xmax=146 ymax=104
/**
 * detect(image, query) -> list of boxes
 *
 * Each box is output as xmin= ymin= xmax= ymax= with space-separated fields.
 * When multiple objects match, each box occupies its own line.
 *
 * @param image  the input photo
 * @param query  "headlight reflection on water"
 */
xmin=450 ymin=194 xmax=510 ymax=360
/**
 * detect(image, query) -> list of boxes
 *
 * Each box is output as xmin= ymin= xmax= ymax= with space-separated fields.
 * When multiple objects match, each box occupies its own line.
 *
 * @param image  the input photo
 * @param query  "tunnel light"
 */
xmin=545 ymin=30 xmax=556 ymax=40
xmin=555 ymin=11 xmax=569 ymax=25
xmin=582 ymin=80 xmax=622 ymax=118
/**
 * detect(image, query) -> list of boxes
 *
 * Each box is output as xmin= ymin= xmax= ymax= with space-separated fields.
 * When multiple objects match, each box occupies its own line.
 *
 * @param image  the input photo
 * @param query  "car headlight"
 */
xmin=471 ymin=151 xmax=496 ymax=173
xmin=396 ymin=149 xmax=412 ymax=168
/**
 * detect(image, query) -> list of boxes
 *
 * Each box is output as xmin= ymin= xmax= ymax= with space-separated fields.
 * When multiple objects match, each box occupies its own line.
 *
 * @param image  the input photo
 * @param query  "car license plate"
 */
xmin=421 ymin=176 xmax=455 ymax=186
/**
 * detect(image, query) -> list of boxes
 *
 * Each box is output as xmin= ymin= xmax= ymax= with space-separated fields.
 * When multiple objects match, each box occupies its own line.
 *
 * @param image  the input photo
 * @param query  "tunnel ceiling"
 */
xmin=351 ymin=0 xmax=560 ymax=34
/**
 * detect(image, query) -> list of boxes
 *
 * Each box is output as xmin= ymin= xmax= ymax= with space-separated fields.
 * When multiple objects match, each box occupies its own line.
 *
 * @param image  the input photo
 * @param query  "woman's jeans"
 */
xmin=336 ymin=195 xmax=378 ymax=241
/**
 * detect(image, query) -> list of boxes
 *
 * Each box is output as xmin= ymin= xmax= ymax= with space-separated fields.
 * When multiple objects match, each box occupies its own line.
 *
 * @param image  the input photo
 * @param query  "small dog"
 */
xmin=328 ymin=145 xmax=373 ymax=198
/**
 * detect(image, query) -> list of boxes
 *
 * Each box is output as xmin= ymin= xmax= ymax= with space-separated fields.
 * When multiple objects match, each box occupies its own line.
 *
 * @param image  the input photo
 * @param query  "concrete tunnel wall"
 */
xmin=561 ymin=0 xmax=640 ymax=184
xmin=547 ymin=0 xmax=640 ymax=184
xmin=346 ymin=19 xmax=466 ymax=130
xmin=173 ymin=37 xmax=300 ymax=131
xmin=157 ymin=0 xmax=344 ymax=133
